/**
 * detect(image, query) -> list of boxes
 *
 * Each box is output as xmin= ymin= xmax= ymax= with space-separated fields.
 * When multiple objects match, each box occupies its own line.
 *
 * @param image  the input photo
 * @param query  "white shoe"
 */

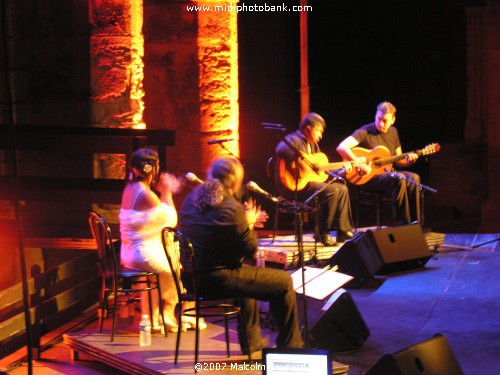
xmin=182 ymin=317 xmax=208 ymax=330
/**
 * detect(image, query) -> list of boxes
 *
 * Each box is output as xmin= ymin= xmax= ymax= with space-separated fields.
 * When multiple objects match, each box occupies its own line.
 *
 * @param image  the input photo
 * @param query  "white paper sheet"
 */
xmin=291 ymin=266 xmax=354 ymax=300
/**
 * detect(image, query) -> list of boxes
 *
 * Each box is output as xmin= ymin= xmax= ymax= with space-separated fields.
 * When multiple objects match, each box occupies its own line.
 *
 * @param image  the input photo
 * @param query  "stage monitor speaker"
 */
xmin=328 ymin=224 xmax=432 ymax=279
xmin=298 ymin=288 xmax=370 ymax=353
xmin=366 ymin=333 xmax=464 ymax=375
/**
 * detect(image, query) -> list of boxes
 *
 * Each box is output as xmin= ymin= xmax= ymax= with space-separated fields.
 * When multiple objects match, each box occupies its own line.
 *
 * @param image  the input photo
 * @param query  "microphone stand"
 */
xmin=278 ymin=198 xmax=315 ymax=348
xmin=385 ymin=169 xmax=437 ymax=227
xmin=218 ymin=142 xmax=241 ymax=162
xmin=281 ymin=137 xmax=319 ymax=174
xmin=280 ymin=136 xmax=320 ymax=238
xmin=278 ymin=135 xmax=332 ymax=346
xmin=303 ymin=175 xmax=340 ymax=266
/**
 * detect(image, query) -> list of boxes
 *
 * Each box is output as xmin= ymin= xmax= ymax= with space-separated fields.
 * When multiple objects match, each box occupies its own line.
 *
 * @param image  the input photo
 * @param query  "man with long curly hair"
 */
xmin=179 ymin=156 xmax=304 ymax=355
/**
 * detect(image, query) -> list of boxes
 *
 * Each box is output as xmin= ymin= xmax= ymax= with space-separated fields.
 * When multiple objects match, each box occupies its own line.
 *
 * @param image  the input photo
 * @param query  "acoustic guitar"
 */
xmin=344 ymin=143 xmax=441 ymax=185
xmin=278 ymin=151 xmax=360 ymax=191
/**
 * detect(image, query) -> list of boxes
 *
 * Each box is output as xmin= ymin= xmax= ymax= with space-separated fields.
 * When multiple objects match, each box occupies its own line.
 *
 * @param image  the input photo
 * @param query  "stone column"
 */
xmin=89 ymin=0 xmax=145 ymax=130
xmin=143 ymin=0 xmax=240 ymax=181
xmin=196 ymin=0 xmax=240 ymax=171
xmin=89 ymin=0 xmax=146 ymax=221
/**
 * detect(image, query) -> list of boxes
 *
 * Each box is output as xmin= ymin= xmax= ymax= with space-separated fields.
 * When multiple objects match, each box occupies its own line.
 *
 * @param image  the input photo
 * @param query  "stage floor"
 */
xmin=6 ymin=230 xmax=500 ymax=375
xmin=62 ymin=319 xmax=350 ymax=375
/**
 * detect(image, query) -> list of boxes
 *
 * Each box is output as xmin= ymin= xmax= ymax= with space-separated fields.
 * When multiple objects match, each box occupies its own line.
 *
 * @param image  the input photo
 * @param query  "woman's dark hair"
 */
xmin=127 ymin=148 xmax=159 ymax=182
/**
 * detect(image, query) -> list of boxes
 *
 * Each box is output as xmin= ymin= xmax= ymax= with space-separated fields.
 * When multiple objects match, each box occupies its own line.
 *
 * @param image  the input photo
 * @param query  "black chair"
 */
xmin=161 ymin=227 xmax=251 ymax=369
xmin=266 ymin=156 xmax=281 ymax=242
xmin=88 ymin=211 xmax=167 ymax=341
xmin=355 ymin=187 xmax=393 ymax=229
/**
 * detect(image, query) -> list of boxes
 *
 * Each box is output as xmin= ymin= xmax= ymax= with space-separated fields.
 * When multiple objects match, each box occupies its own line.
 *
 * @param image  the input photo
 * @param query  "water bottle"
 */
xmin=139 ymin=314 xmax=152 ymax=347
xmin=256 ymin=248 xmax=265 ymax=268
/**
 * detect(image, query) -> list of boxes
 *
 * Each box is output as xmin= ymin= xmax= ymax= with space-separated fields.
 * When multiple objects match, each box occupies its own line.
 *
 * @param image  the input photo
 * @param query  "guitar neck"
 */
xmin=317 ymin=161 xmax=347 ymax=171
xmin=373 ymin=149 xmax=425 ymax=167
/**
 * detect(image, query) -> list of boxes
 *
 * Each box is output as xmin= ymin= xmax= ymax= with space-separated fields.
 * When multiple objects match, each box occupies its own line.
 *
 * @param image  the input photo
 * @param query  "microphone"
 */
xmin=207 ymin=138 xmax=235 ymax=145
xmin=246 ymin=181 xmax=279 ymax=202
xmin=184 ymin=172 xmax=204 ymax=184
xmin=261 ymin=122 xmax=286 ymax=132
xmin=261 ymin=122 xmax=284 ymax=128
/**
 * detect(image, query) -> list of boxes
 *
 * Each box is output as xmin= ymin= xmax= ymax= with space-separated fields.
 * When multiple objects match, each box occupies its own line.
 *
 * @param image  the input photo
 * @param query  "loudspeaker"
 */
xmin=298 ymin=288 xmax=370 ymax=353
xmin=328 ymin=224 xmax=432 ymax=279
xmin=366 ymin=333 xmax=464 ymax=375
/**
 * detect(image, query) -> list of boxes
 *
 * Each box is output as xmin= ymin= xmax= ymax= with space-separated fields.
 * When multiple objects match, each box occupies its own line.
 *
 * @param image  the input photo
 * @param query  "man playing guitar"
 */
xmin=337 ymin=101 xmax=422 ymax=225
xmin=275 ymin=112 xmax=355 ymax=246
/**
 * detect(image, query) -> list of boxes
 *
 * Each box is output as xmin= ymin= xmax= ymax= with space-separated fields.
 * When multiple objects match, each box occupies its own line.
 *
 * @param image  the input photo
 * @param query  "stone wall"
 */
xmin=143 ymin=0 xmax=240 ymax=194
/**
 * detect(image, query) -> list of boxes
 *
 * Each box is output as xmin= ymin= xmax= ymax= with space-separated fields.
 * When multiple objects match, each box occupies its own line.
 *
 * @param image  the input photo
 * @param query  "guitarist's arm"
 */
xmin=394 ymin=146 xmax=418 ymax=168
xmin=337 ymin=136 xmax=371 ymax=176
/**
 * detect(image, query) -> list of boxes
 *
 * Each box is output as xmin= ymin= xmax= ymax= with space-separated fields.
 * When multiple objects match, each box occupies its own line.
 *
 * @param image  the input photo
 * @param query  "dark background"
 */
xmin=237 ymin=0 xmax=467 ymax=193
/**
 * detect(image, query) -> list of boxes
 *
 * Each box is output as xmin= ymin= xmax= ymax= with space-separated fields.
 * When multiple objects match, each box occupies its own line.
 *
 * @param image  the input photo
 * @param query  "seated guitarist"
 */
xmin=336 ymin=101 xmax=420 ymax=225
xmin=275 ymin=112 xmax=354 ymax=246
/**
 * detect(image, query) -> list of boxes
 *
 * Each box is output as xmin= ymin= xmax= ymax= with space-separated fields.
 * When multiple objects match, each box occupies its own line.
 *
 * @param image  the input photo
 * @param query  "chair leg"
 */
xmin=155 ymin=275 xmax=168 ymax=337
xmin=111 ymin=279 xmax=118 ymax=341
xmin=272 ymin=202 xmax=279 ymax=244
xmin=98 ymin=279 xmax=107 ymax=333
xmin=376 ymin=193 xmax=381 ymax=229
xmin=355 ymin=189 xmax=360 ymax=230
xmin=314 ymin=208 xmax=320 ymax=239
xmin=195 ymin=310 xmax=200 ymax=371
xmin=175 ymin=307 xmax=182 ymax=364
xmin=146 ymin=277 xmax=154 ymax=323
xmin=224 ymin=315 xmax=231 ymax=357
xmin=238 ymin=298 xmax=252 ymax=361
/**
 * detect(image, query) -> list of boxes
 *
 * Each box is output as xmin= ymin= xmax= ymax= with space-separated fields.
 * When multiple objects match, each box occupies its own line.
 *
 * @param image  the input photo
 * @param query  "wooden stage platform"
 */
xmin=61 ymin=226 xmax=451 ymax=375
xmin=64 ymin=320 xmax=261 ymax=375
xmin=62 ymin=231 xmax=358 ymax=375
xmin=7 ymin=229 xmax=499 ymax=374
xmin=63 ymin=319 xmax=349 ymax=374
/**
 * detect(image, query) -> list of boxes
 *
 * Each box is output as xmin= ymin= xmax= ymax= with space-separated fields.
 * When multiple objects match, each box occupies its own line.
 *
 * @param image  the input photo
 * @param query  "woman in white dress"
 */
xmin=119 ymin=148 xmax=200 ymax=332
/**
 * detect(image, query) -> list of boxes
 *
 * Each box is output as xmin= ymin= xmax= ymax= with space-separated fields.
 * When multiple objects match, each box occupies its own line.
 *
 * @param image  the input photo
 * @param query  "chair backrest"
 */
xmin=161 ymin=227 xmax=196 ymax=300
xmin=267 ymin=155 xmax=297 ymax=201
xmin=266 ymin=156 xmax=277 ymax=193
xmin=88 ymin=211 xmax=118 ymax=276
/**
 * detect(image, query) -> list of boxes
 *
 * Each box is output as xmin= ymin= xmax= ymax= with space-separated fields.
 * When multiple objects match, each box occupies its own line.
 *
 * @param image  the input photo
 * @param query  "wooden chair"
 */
xmin=161 ymin=227 xmax=251 ymax=370
xmin=88 ymin=211 xmax=167 ymax=341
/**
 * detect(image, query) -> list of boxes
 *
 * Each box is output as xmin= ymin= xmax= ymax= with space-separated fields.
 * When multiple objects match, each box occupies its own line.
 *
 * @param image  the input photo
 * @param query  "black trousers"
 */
xmin=198 ymin=265 xmax=304 ymax=352
xmin=295 ymin=180 xmax=353 ymax=233
xmin=362 ymin=171 xmax=421 ymax=224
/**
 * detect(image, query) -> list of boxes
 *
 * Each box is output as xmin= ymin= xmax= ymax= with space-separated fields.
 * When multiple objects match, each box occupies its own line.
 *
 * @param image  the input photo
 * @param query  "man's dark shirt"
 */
xmin=178 ymin=189 xmax=258 ymax=272
xmin=352 ymin=122 xmax=401 ymax=156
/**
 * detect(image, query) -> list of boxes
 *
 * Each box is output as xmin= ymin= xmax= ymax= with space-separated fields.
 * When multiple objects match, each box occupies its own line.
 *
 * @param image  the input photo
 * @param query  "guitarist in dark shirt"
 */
xmin=337 ymin=101 xmax=421 ymax=225
xmin=275 ymin=112 xmax=354 ymax=246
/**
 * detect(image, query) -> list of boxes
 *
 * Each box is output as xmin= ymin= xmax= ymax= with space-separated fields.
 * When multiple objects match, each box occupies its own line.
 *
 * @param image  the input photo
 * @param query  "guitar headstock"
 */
xmin=421 ymin=143 xmax=441 ymax=156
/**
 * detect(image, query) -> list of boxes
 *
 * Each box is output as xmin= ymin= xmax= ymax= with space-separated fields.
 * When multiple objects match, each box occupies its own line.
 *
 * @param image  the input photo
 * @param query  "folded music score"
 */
xmin=291 ymin=266 xmax=353 ymax=300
